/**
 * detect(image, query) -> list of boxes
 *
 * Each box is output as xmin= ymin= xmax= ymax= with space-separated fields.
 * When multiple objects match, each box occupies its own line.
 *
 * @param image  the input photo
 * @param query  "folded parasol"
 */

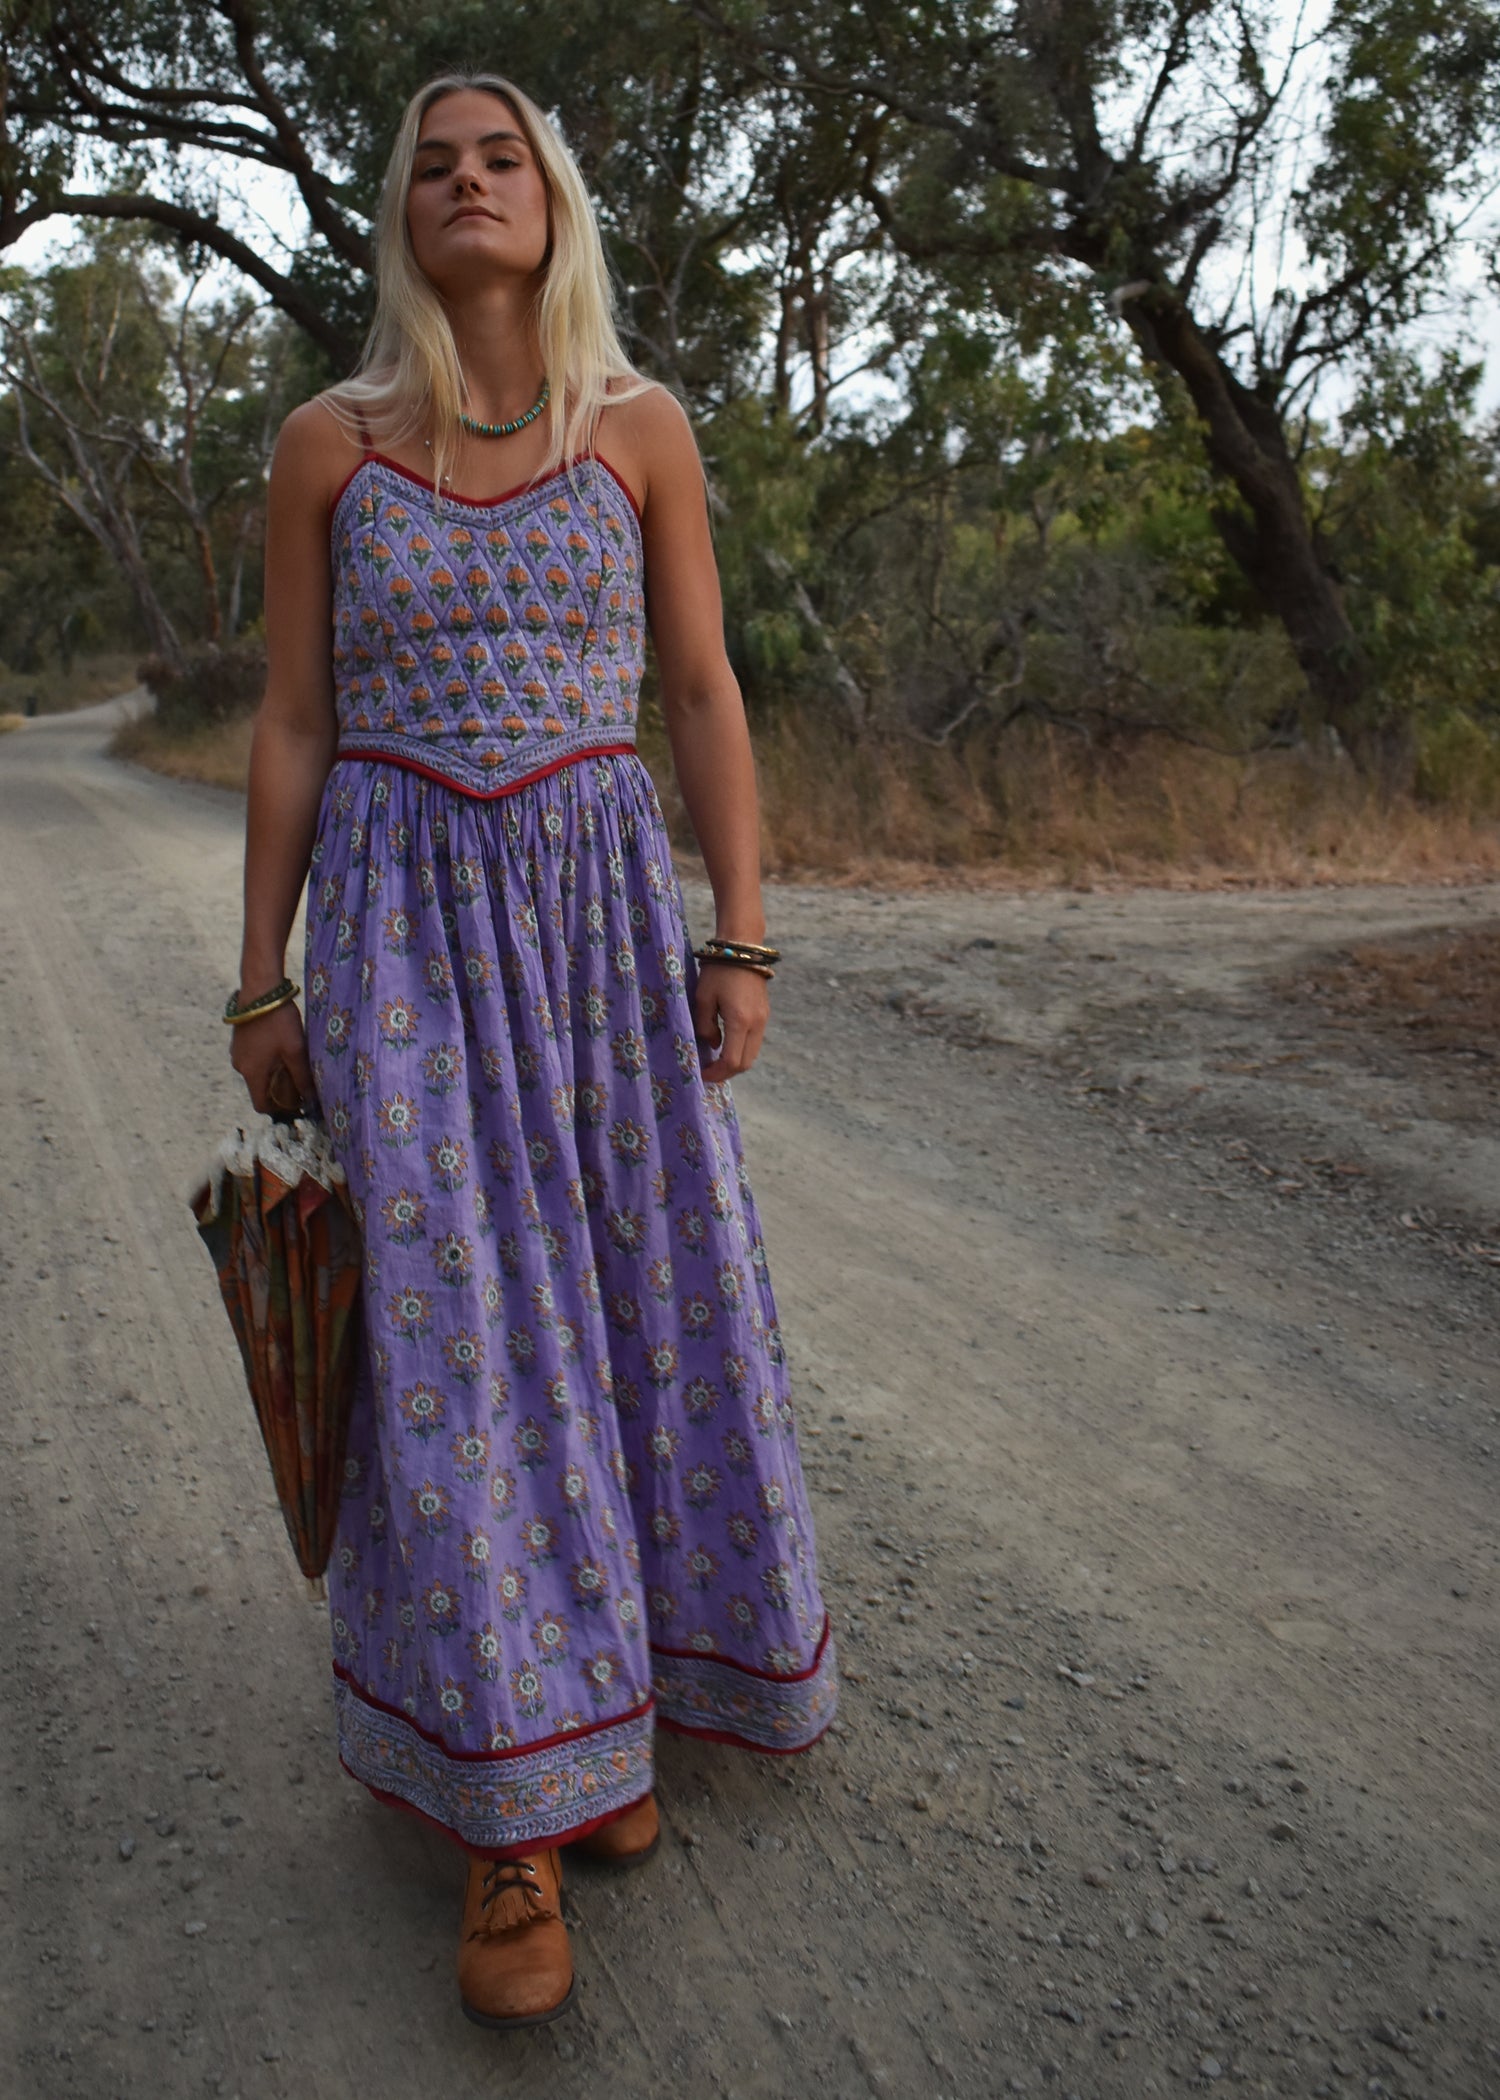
xmin=189 ymin=1112 xmax=364 ymax=1590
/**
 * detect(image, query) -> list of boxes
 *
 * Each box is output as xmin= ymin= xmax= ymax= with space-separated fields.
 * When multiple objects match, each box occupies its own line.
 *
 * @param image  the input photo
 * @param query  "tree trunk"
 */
xmin=192 ymin=516 xmax=223 ymax=644
xmin=226 ymin=501 xmax=258 ymax=638
xmin=759 ymin=545 xmax=868 ymax=736
xmin=772 ymin=278 xmax=797 ymax=414
xmin=1120 ymin=287 xmax=1403 ymax=777
xmin=107 ymin=529 xmax=186 ymax=670
xmin=805 ymin=276 xmax=831 ymax=434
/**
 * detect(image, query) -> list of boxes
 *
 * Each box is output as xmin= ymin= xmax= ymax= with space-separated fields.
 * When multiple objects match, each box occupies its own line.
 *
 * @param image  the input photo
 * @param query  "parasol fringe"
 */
xmin=192 ymin=1115 xmax=347 ymax=1224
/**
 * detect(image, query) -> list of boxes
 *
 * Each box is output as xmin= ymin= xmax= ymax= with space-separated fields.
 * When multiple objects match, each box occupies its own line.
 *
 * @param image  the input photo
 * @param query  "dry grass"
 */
xmin=732 ymin=715 xmax=1500 ymax=891
xmin=111 ymin=702 xmax=1500 ymax=891
xmin=0 ymin=712 xmax=25 ymax=736
xmin=110 ymin=708 xmax=257 ymax=792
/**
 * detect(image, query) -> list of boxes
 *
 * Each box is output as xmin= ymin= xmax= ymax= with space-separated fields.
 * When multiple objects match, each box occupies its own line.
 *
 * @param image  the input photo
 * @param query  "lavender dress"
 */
xmin=303 ymin=445 xmax=837 ymax=1858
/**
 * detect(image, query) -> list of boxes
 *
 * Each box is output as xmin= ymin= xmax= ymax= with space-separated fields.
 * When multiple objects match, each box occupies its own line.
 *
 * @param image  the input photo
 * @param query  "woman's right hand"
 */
xmin=228 ymin=999 xmax=317 ymax=1117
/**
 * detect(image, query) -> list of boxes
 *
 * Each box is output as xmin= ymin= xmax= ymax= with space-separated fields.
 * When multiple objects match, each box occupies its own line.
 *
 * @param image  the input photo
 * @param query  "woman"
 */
xmin=228 ymin=70 xmax=838 ymax=2029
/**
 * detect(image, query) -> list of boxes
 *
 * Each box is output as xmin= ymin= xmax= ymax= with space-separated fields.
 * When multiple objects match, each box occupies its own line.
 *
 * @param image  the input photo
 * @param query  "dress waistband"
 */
xmin=334 ymin=728 xmax=638 ymax=801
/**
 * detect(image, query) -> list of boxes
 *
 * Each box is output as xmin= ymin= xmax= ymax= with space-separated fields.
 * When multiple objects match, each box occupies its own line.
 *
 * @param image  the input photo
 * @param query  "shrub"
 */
xmin=138 ymin=642 xmax=267 ymax=735
xmin=1413 ymin=708 xmax=1500 ymax=815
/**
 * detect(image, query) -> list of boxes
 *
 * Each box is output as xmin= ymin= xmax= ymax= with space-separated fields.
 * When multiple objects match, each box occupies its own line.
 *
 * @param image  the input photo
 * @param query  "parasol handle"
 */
xmin=267 ymin=1063 xmax=321 ymax=1128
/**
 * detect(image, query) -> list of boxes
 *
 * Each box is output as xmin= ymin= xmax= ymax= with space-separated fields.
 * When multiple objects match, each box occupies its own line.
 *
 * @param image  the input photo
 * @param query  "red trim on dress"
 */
xmin=327 ymin=449 xmax=644 ymax=526
xmin=649 ymin=1609 xmax=833 ymax=1683
xmin=334 ymin=740 xmax=639 ymax=801
xmin=332 ymin=1658 xmax=653 ymax=1763
xmin=656 ymin=1710 xmax=838 ymax=1757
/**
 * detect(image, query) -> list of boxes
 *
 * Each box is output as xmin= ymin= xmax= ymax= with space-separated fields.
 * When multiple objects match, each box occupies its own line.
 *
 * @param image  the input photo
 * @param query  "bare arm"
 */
xmin=619 ymin=386 xmax=771 ymax=1082
xmin=231 ymin=399 xmax=349 ymax=1111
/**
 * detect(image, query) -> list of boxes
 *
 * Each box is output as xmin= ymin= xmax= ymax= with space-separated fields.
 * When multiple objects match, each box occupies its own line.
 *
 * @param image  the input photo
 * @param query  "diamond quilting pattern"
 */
xmin=331 ymin=455 xmax=647 ymax=794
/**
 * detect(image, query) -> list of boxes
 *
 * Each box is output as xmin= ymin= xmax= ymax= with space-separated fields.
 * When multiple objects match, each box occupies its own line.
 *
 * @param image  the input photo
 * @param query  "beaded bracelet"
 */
xmin=695 ymin=937 xmax=781 ymax=966
xmin=223 ymin=976 xmax=300 ymax=1025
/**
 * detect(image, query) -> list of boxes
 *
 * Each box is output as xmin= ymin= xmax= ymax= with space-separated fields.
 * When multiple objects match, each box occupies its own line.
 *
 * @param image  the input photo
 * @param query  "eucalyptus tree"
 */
xmin=0 ymin=230 xmax=293 ymax=660
xmin=690 ymin=0 xmax=1500 ymax=773
xmin=0 ymin=0 xmax=781 ymax=388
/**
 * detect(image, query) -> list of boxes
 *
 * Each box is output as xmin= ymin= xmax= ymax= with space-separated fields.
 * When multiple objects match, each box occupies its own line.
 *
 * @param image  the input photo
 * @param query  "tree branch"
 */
xmin=3 ymin=192 xmax=358 ymax=368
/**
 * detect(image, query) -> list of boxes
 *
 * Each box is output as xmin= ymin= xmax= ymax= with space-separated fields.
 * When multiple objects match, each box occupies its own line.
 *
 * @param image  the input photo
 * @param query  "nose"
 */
xmin=451 ymin=162 xmax=482 ymax=193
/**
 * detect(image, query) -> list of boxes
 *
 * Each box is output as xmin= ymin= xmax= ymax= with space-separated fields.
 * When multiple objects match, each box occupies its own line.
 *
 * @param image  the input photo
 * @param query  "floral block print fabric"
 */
xmin=330 ymin=450 xmax=647 ymax=794
xmin=304 ymin=452 xmax=837 ymax=1858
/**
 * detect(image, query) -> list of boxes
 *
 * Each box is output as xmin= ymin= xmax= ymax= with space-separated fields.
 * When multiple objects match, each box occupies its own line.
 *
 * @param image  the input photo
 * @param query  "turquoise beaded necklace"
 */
xmin=459 ymin=375 xmax=550 ymax=439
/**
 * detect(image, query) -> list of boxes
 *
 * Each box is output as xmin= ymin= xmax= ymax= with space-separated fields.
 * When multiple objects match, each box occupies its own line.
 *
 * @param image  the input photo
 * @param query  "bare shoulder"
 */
xmin=596 ymin=378 xmax=702 ymax=517
xmin=270 ymin=395 xmax=366 ymax=514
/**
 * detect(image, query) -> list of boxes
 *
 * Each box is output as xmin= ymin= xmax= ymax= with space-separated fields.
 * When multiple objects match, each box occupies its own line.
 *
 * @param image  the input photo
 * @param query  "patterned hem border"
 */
xmin=343 ymin=1760 xmax=656 ymax=1862
xmin=333 ymin=730 xmax=638 ymax=799
xmin=334 ymin=1673 xmax=656 ymax=1853
xmin=649 ymin=1617 xmax=839 ymax=1751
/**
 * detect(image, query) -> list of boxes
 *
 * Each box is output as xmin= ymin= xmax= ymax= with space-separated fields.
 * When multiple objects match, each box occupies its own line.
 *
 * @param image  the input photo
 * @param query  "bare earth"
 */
xmin=2 ymin=697 xmax=1496 ymax=2100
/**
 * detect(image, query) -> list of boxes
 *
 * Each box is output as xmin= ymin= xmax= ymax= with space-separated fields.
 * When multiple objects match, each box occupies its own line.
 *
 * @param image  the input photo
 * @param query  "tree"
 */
xmin=0 ymin=230 xmax=293 ymax=662
xmin=4 ymin=0 xmax=1498 ymax=779
xmin=0 ymin=3 xmax=894 ymax=411
xmin=689 ymin=0 xmax=1500 ymax=774
xmin=0 ymin=1 xmax=754 ymax=372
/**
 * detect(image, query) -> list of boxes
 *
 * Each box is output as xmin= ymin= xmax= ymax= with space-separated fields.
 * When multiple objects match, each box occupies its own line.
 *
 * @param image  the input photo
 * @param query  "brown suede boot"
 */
xmin=567 ymin=1790 xmax=660 ymax=1866
xmin=457 ymin=1847 xmax=575 ymax=2028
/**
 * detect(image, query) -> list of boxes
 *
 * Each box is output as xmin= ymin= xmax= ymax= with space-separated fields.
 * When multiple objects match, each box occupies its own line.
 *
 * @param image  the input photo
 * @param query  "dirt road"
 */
xmin=3 ymin=697 xmax=1496 ymax=2100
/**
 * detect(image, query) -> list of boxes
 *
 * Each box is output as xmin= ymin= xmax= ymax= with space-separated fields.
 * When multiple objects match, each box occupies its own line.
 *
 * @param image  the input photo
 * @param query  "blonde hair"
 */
xmin=325 ymin=70 xmax=651 ymax=487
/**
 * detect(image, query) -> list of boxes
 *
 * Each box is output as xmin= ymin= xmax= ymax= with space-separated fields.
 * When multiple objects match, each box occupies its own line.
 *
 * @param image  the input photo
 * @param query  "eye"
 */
xmin=488 ymin=155 xmax=520 ymax=171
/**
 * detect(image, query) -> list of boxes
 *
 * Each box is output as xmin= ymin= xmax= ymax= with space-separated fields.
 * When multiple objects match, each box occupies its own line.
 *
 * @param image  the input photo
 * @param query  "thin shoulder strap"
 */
xmin=353 ymin=409 xmax=374 ymax=457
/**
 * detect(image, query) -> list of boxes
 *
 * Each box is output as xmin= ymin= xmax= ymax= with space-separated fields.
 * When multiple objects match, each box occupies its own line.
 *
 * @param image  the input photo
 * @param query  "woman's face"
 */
xmin=405 ymin=89 xmax=550 ymax=300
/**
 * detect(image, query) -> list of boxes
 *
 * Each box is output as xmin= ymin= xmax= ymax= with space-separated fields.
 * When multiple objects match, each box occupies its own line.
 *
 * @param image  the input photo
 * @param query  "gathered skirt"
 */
xmin=303 ymin=749 xmax=837 ymax=1855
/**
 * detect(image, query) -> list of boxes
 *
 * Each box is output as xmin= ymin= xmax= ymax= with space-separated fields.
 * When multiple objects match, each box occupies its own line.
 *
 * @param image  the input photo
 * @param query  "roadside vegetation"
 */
xmin=2 ymin=3 xmax=1498 ymax=883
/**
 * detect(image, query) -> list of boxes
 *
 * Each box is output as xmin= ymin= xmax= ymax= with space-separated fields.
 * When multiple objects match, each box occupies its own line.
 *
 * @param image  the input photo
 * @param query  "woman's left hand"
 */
xmin=693 ymin=961 xmax=770 ymax=1083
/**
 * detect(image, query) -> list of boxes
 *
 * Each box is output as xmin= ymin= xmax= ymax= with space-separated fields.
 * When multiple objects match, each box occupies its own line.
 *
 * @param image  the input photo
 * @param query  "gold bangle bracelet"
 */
xmin=223 ymin=984 xmax=301 ymax=1025
xmin=695 ymin=955 xmax=774 ymax=979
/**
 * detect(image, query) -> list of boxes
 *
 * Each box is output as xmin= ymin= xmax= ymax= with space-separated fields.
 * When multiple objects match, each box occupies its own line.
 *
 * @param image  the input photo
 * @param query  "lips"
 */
xmin=448 ymin=207 xmax=497 ymax=225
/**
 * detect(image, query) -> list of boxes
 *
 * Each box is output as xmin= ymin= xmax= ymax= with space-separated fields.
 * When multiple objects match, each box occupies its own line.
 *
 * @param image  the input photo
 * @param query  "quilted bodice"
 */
xmin=329 ymin=451 xmax=647 ymax=795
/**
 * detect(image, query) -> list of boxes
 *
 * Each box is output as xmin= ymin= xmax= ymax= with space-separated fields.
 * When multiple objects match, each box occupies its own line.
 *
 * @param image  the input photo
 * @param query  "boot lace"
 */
xmin=470 ymin=1856 xmax=556 ymax=1937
